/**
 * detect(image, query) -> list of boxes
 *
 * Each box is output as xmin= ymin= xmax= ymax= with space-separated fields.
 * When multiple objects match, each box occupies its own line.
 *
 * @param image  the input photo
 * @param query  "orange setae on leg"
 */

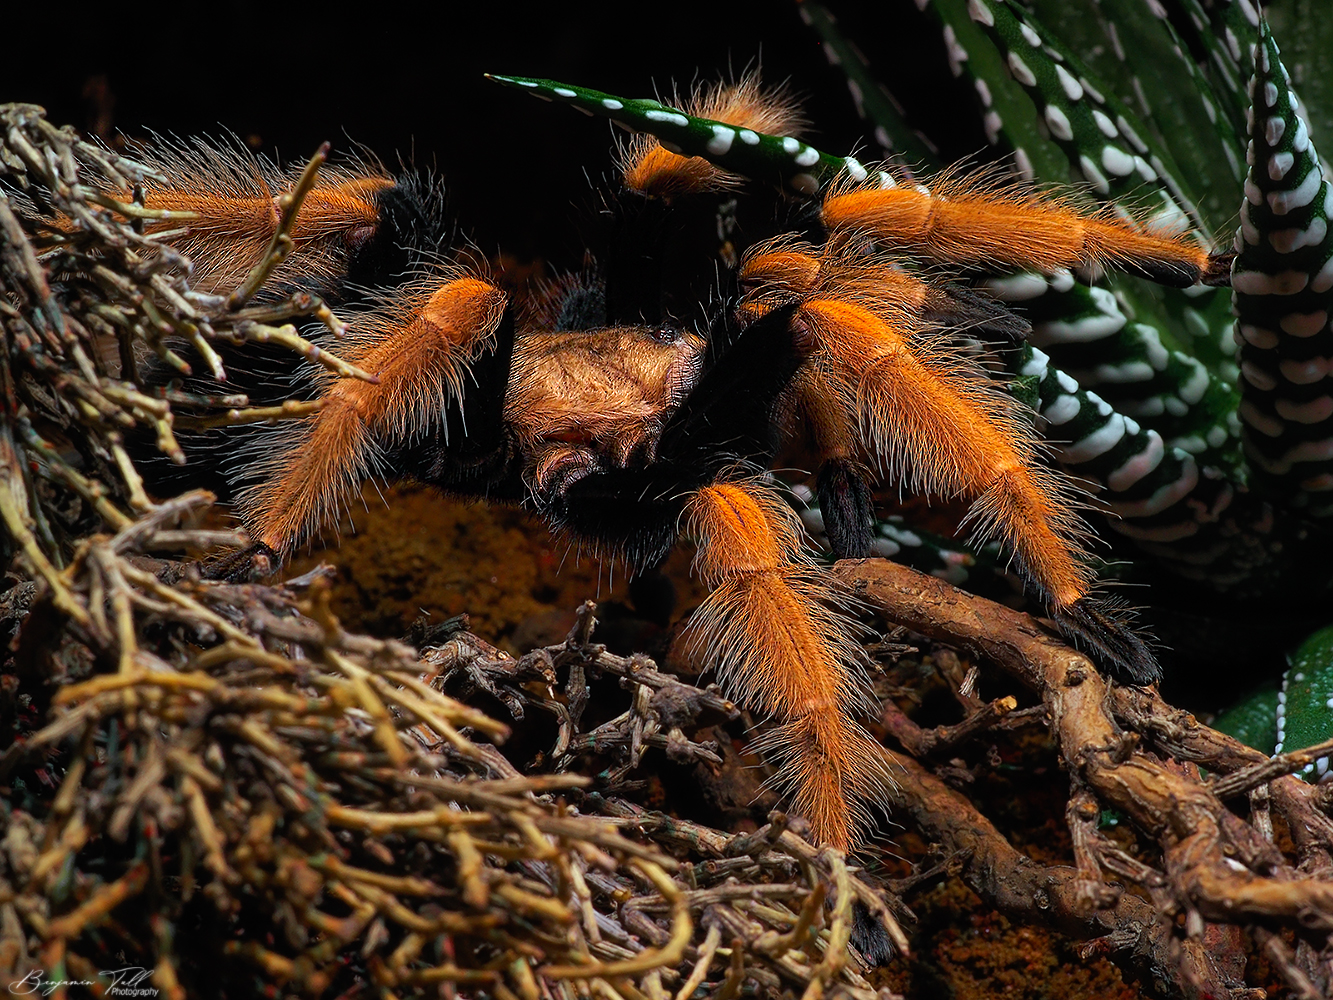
xmin=799 ymin=294 xmax=1093 ymax=610
xmin=98 ymin=140 xmax=397 ymax=293
xmin=685 ymin=481 xmax=894 ymax=850
xmin=821 ymin=182 xmax=1222 ymax=286
xmin=737 ymin=239 xmax=1157 ymax=680
xmin=238 ymin=275 xmax=507 ymax=556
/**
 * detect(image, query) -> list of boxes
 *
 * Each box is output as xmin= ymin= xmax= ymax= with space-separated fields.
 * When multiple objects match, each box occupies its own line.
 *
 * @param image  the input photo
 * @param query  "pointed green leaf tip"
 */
xmin=1278 ymin=622 xmax=1333 ymax=781
xmin=1231 ymin=20 xmax=1333 ymax=513
xmin=486 ymin=74 xmax=869 ymax=195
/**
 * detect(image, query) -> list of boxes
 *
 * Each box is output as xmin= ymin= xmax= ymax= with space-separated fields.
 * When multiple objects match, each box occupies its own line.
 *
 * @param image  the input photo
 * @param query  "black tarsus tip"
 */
xmin=1120 ymin=257 xmax=1201 ymax=289
xmin=817 ymin=457 xmax=874 ymax=560
xmin=1052 ymin=596 xmax=1161 ymax=686
xmin=931 ymin=283 xmax=1032 ymax=344
xmin=850 ymin=899 xmax=895 ymax=967
xmin=1202 ymin=251 xmax=1236 ymax=287
xmin=203 ymin=541 xmax=278 ymax=583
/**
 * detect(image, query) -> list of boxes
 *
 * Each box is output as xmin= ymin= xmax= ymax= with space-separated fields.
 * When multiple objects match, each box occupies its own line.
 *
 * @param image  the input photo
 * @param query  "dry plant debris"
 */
xmin=0 ymin=103 xmax=902 ymax=999
xmin=836 ymin=559 xmax=1333 ymax=999
xmin=0 ymin=500 xmax=901 ymax=997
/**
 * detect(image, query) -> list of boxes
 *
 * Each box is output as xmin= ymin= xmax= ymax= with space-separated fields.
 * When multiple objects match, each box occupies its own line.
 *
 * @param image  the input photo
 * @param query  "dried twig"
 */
xmin=836 ymin=558 xmax=1333 ymax=997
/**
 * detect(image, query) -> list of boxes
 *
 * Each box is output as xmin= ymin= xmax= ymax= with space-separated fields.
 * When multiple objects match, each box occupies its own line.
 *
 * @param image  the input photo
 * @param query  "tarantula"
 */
xmin=122 ymin=76 xmax=1229 ymax=850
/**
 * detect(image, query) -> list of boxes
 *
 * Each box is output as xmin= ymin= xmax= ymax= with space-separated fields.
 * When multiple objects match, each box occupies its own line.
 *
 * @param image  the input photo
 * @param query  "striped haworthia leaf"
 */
xmin=1213 ymin=622 xmax=1333 ymax=783
xmin=798 ymin=1 xmax=939 ymax=167
xmin=1266 ymin=0 xmax=1333 ymax=159
xmin=963 ymin=0 xmax=1206 ymax=237
xmin=486 ymin=74 xmax=871 ymax=196
xmin=990 ymin=275 xmax=1243 ymax=478
xmin=1231 ymin=23 xmax=1333 ymax=516
xmin=1028 ymin=0 xmax=1244 ymax=232
xmin=920 ymin=0 xmax=1069 ymax=183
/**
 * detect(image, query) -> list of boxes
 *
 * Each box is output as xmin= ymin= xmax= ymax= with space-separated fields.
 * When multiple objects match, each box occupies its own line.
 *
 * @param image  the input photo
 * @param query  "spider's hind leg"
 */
xmin=109 ymin=138 xmax=453 ymax=300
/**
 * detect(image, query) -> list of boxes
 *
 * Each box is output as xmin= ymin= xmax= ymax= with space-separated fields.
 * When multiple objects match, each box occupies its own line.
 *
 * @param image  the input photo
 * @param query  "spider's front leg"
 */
xmin=118 ymin=143 xmax=513 ymax=564
xmin=741 ymin=244 xmax=1158 ymax=684
xmin=235 ymin=273 xmax=514 ymax=559
xmin=684 ymin=480 xmax=891 ymax=849
xmin=739 ymin=169 xmax=1241 ymax=686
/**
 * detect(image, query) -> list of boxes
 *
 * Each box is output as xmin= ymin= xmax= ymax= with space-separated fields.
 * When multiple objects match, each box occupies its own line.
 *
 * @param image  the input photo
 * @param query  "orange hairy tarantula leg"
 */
xmin=744 ymin=246 xmax=1091 ymax=597
xmin=788 ymin=285 xmax=1158 ymax=683
xmin=104 ymin=139 xmax=439 ymax=297
xmin=740 ymin=244 xmax=1030 ymax=560
xmin=685 ymin=481 xmax=894 ymax=850
xmin=237 ymin=276 xmax=510 ymax=557
xmin=821 ymin=181 xmax=1227 ymax=287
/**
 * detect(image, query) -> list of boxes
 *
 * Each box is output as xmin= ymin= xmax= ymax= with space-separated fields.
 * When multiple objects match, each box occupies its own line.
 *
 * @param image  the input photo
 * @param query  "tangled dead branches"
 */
xmin=0 ymin=103 xmax=903 ymax=999
xmin=0 ymin=491 xmax=902 ymax=997
xmin=836 ymin=560 xmax=1333 ymax=1000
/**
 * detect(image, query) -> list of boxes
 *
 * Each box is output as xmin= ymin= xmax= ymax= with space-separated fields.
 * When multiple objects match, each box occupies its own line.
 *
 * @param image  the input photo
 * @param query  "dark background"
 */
xmin=0 ymin=1 xmax=979 ymax=270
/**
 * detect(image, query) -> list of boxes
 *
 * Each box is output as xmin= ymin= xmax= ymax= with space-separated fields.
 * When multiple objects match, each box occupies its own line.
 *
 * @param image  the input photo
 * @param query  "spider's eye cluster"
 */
xmin=343 ymin=224 xmax=377 ymax=252
xmin=647 ymin=324 xmax=684 ymax=345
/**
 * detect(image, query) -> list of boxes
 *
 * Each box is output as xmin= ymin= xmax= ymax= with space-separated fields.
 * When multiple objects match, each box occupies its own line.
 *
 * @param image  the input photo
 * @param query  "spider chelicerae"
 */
xmin=119 ymin=75 xmax=1230 ymax=850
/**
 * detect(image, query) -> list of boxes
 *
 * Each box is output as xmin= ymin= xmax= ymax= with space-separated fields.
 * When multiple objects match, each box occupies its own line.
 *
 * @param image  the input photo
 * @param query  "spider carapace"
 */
xmin=129 ymin=77 xmax=1230 ymax=850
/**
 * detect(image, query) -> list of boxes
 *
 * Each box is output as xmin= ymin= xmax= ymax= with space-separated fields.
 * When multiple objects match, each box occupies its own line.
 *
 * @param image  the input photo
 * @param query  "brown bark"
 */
xmin=836 ymin=558 xmax=1333 ymax=997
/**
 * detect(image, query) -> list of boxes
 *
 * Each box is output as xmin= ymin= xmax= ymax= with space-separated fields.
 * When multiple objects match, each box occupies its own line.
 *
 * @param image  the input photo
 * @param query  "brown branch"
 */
xmin=874 ymin=734 xmax=1236 ymax=998
xmin=1211 ymin=736 xmax=1333 ymax=799
xmin=880 ymin=691 xmax=1019 ymax=756
xmin=836 ymin=558 xmax=1333 ymax=992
